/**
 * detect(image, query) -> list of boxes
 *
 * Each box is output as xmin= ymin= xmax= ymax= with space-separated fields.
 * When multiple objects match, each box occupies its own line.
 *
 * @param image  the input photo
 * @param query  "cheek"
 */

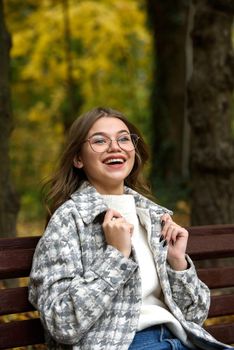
xmin=79 ymin=147 xmax=96 ymax=167
xmin=82 ymin=153 xmax=100 ymax=173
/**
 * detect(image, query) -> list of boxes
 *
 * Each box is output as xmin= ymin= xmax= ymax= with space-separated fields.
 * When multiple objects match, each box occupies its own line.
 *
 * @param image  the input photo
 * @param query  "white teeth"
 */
xmin=105 ymin=158 xmax=124 ymax=164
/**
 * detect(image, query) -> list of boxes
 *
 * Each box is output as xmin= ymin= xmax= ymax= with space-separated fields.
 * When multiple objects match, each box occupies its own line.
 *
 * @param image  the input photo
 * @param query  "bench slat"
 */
xmin=197 ymin=266 xmax=234 ymax=289
xmin=0 ymin=248 xmax=35 ymax=279
xmin=205 ymin=323 xmax=234 ymax=345
xmin=187 ymin=225 xmax=234 ymax=260
xmin=0 ymin=318 xmax=45 ymax=349
xmin=188 ymin=224 xmax=234 ymax=236
xmin=0 ymin=286 xmax=35 ymax=315
xmin=209 ymin=294 xmax=234 ymax=317
xmin=0 ymin=236 xmax=40 ymax=250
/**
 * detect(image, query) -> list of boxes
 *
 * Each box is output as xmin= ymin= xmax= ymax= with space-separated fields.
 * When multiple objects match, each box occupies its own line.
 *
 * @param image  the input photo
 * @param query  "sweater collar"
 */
xmin=70 ymin=181 xmax=172 ymax=224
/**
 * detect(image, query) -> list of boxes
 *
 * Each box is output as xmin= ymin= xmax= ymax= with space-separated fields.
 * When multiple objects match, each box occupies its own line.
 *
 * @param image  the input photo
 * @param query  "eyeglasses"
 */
xmin=84 ymin=133 xmax=139 ymax=153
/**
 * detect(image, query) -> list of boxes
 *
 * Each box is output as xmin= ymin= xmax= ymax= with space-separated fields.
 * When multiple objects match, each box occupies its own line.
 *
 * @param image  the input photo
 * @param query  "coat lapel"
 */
xmin=70 ymin=182 xmax=108 ymax=224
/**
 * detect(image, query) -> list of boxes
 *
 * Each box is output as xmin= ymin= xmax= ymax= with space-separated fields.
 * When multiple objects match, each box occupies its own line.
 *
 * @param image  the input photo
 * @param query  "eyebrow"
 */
xmin=89 ymin=130 xmax=130 ymax=137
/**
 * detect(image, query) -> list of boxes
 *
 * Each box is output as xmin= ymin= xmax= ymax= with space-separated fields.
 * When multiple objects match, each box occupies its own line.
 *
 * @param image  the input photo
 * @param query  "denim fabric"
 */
xmin=128 ymin=325 xmax=192 ymax=350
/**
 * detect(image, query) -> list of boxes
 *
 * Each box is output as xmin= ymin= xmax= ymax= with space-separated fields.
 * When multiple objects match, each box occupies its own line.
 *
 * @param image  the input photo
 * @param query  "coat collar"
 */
xmin=70 ymin=181 xmax=172 ymax=225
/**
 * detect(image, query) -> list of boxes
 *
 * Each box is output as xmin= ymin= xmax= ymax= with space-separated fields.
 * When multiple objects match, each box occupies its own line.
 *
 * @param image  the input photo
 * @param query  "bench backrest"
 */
xmin=0 ymin=236 xmax=44 ymax=349
xmin=187 ymin=224 xmax=234 ymax=344
xmin=0 ymin=225 xmax=234 ymax=348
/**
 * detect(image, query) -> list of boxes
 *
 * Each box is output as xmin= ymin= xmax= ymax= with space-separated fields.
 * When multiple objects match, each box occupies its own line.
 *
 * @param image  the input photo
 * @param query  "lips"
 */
xmin=103 ymin=155 xmax=127 ymax=165
xmin=105 ymin=158 xmax=125 ymax=164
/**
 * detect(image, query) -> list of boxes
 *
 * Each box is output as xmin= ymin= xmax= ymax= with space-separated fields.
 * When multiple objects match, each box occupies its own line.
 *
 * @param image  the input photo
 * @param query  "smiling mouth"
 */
xmin=104 ymin=158 xmax=126 ymax=165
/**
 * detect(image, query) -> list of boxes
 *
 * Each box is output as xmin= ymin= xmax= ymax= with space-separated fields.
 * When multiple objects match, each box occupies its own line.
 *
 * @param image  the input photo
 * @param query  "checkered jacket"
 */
xmin=29 ymin=182 xmax=231 ymax=349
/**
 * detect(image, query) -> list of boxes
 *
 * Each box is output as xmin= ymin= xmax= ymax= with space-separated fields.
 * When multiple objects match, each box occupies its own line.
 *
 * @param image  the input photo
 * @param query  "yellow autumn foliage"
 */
xmin=5 ymin=0 xmax=152 ymax=221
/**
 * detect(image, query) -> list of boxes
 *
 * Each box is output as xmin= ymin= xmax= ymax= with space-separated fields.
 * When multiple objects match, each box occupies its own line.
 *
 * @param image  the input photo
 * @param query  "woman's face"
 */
xmin=75 ymin=117 xmax=136 ymax=194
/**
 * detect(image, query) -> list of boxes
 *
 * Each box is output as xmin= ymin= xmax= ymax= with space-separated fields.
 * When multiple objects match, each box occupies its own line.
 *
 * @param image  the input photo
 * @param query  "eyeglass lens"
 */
xmin=89 ymin=134 xmax=138 ymax=152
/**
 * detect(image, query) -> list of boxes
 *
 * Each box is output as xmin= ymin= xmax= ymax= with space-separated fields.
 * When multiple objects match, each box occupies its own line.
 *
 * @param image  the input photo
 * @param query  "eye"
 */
xmin=90 ymin=136 xmax=108 ymax=145
xmin=118 ymin=134 xmax=131 ymax=143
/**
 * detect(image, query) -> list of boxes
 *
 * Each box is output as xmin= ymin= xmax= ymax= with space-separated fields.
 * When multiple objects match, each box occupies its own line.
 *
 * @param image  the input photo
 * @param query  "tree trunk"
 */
xmin=0 ymin=0 xmax=19 ymax=237
xmin=188 ymin=0 xmax=234 ymax=224
xmin=61 ymin=0 xmax=83 ymax=131
xmin=146 ymin=0 xmax=190 ymax=183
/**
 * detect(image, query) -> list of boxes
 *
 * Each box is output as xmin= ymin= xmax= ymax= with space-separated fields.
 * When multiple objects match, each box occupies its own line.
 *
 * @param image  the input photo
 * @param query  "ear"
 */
xmin=73 ymin=156 xmax=83 ymax=169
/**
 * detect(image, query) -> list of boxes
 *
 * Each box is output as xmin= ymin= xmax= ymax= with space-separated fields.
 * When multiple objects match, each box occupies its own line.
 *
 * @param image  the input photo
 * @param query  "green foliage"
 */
xmin=5 ymin=0 xmax=153 ymax=222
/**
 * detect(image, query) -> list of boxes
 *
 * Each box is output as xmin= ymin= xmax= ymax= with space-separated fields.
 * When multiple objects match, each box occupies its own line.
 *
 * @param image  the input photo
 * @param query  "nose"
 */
xmin=107 ymin=139 xmax=121 ymax=152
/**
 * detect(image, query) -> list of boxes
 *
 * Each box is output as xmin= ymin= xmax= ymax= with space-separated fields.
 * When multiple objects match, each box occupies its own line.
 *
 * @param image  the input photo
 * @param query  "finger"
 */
xmin=178 ymin=227 xmax=189 ymax=239
xmin=104 ymin=209 xmax=122 ymax=222
xmin=169 ymin=226 xmax=189 ymax=245
xmin=170 ymin=227 xmax=180 ymax=244
xmin=162 ymin=219 xmax=176 ymax=236
xmin=164 ymin=224 xmax=175 ymax=242
xmin=161 ymin=213 xmax=172 ymax=225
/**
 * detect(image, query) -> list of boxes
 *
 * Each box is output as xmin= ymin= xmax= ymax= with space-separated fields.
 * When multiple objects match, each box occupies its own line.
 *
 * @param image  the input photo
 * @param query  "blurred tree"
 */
xmin=147 ymin=0 xmax=188 ymax=180
xmin=188 ymin=0 xmax=234 ymax=224
xmin=61 ymin=0 xmax=83 ymax=131
xmin=146 ymin=0 xmax=190 ymax=205
xmin=0 ymin=0 xmax=19 ymax=237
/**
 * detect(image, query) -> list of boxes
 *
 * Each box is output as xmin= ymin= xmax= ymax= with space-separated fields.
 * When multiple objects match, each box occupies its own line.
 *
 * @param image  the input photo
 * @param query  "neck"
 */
xmin=89 ymin=180 xmax=124 ymax=195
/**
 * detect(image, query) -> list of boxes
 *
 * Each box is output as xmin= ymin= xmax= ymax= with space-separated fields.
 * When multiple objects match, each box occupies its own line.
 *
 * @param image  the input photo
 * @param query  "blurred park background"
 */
xmin=1 ymin=0 xmax=234 ymax=239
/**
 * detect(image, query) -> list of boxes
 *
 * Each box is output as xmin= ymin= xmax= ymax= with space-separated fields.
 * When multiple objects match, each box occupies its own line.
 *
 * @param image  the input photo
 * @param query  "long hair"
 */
xmin=43 ymin=107 xmax=152 ymax=220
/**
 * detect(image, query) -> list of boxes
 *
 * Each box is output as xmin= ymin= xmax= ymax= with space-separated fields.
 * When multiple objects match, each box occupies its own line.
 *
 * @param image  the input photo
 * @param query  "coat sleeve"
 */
xmin=28 ymin=205 xmax=138 ymax=345
xmin=166 ymin=255 xmax=210 ymax=325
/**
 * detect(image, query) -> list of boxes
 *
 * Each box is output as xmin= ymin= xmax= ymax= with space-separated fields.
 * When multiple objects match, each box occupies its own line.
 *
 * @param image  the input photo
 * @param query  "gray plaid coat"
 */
xmin=29 ymin=182 xmax=231 ymax=349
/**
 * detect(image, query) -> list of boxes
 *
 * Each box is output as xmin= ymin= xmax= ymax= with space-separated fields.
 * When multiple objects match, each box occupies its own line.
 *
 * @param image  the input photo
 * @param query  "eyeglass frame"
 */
xmin=83 ymin=133 xmax=140 ymax=153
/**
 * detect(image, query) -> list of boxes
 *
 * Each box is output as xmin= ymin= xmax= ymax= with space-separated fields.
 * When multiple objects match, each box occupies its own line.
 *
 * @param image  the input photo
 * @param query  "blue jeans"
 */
xmin=128 ymin=325 xmax=192 ymax=350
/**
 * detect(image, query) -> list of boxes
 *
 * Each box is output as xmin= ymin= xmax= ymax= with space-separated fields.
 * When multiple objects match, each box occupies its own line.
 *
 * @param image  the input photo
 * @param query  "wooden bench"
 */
xmin=0 ymin=224 xmax=234 ymax=349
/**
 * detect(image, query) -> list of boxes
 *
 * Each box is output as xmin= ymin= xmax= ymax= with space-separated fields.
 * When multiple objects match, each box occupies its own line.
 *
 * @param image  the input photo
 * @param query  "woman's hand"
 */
xmin=102 ymin=209 xmax=134 ymax=258
xmin=160 ymin=213 xmax=188 ymax=271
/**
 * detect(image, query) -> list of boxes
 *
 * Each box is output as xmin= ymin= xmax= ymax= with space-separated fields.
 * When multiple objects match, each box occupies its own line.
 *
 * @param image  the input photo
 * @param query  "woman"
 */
xmin=29 ymin=107 xmax=232 ymax=349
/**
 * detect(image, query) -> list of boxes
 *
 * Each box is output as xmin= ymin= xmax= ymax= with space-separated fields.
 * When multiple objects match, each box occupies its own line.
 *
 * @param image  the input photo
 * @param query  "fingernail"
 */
xmin=161 ymin=220 xmax=165 ymax=227
xmin=163 ymin=240 xmax=168 ymax=247
xmin=159 ymin=234 xmax=164 ymax=242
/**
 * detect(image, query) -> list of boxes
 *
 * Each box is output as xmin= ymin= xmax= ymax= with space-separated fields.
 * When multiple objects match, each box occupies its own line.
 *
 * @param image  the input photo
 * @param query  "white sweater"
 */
xmin=102 ymin=194 xmax=194 ymax=347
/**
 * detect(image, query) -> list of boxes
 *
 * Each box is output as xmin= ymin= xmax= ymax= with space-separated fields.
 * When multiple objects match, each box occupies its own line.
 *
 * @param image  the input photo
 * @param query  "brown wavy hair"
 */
xmin=43 ymin=107 xmax=152 ymax=220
